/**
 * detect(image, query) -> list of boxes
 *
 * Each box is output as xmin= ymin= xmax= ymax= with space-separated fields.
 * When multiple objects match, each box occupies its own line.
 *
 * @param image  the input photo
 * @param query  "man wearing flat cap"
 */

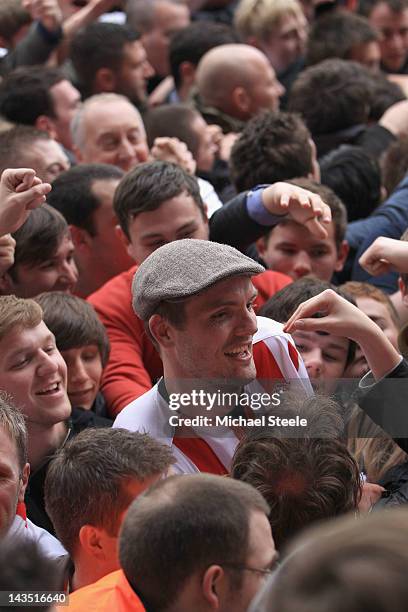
xmin=114 ymin=239 xmax=314 ymax=474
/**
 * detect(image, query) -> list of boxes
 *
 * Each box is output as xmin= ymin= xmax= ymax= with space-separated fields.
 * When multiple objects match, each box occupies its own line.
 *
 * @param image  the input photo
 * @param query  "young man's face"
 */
xmin=22 ymin=138 xmax=70 ymax=184
xmin=292 ymin=329 xmax=349 ymax=394
xmin=257 ymin=220 xmax=347 ymax=282
xmin=122 ymin=192 xmax=209 ymax=264
xmin=115 ymin=41 xmax=155 ymax=108
xmin=159 ymin=275 xmax=258 ymax=382
xmin=368 ymin=2 xmax=408 ymax=72
xmin=0 ymin=322 xmax=71 ymax=430
xmin=260 ymin=11 xmax=308 ymax=74
xmin=0 ymin=426 xmax=27 ymax=537
xmin=61 ymin=345 xmax=103 ymax=411
xmin=5 ymin=233 xmax=78 ymax=298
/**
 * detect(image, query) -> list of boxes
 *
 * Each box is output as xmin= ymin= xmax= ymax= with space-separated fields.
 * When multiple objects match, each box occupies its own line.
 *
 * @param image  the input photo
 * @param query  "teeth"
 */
xmin=225 ymin=346 xmax=250 ymax=356
xmin=38 ymin=383 xmax=59 ymax=394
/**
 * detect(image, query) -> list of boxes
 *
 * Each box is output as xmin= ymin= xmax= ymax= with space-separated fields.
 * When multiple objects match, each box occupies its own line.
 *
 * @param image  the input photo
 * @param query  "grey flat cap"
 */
xmin=132 ymin=239 xmax=264 ymax=319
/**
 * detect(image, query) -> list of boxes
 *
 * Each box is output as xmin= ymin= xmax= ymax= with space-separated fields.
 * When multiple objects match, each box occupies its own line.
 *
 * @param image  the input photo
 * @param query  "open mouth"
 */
xmin=36 ymin=382 xmax=61 ymax=396
xmin=224 ymin=344 xmax=252 ymax=361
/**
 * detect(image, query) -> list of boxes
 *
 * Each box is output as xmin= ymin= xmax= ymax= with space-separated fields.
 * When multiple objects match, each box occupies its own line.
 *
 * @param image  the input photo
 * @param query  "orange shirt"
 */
xmin=59 ymin=570 xmax=145 ymax=612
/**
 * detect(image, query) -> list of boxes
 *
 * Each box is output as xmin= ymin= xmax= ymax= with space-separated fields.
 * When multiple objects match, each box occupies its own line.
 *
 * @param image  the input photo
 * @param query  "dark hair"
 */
xmin=288 ymin=59 xmax=372 ymax=136
xmin=0 ymin=0 xmax=32 ymax=44
xmin=47 ymin=164 xmax=124 ymax=236
xmin=114 ymin=160 xmax=204 ymax=239
xmin=35 ymin=292 xmax=110 ymax=366
xmin=231 ymin=398 xmax=361 ymax=549
xmin=0 ymin=125 xmax=51 ymax=176
xmin=69 ymin=22 xmax=140 ymax=98
xmin=144 ymin=104 xmax=202 ymax=160
xmin=320 ymin=145 xmax=381 ymax=222
xmin=381 ymin=136 xmax=408 ymax=197
xmin=258 ymin=509 xmax=408 ymax=612
xmin=119 ymin=473 xmax=269 ymax=611
xmin=229 ymin=111 xmax=313 ymax=192
xmin=306 ymin=12 xmax=378 ymax=66
xmin=259 ymin=277 xmax=357 ymax=366
xmin=358 ymin=0 xmax=408 ymax=17
xmin=0 ymin=539 xmax=59 ymax=606
xmin=44 ymin=428 xmax=174 ymax=556
xmin=0 ymin=66 xmax=65 ymax=124
xmin=169 ymin=22 xmax=240 ymax=89
xmin=366 ymin=72 xmax=405 ymax=121
xmin=9 ymin=205 xmax=69 ymax=279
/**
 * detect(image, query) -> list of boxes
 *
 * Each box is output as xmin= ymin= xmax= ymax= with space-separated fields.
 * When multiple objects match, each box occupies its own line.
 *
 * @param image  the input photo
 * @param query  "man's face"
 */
xmin=50 ymin=79 xmax=82 ymax=152
xmin=369 ymin=2 xmax=408 ymax=72
xmin=6 ymin=233 xmax=78 ymax=298
xmin=141 ymin=1 xmax=190 ymax=76
xmin=257 ymin=220 xmax=346 ymax=282
xmin=76 ymin=101 xmax=149 ymax=172
xmin=260 ymin=12 xmax=308 ymax=74
xmin=244 ymin=54 xmax=285 ymax=118
xmin=87 ymin=178 xmax=134 ymax=278
xmin=349 ymin=41 xmax=381 ymax=72
xmin=115 ymin=41 xmax=155 ymax=107
xmin=292 ymin=329 xmax=349 ymax=394
xmin=342 ymin=292 xmax=400 ymax=379
xmin=160 ymin=275 xmax=258 ymax=381
xmin=223 ymin=510 xmax=276 ymax=612
xmin=0 ymin=322 xmax=71 ymax=430
xmin=22 ymin=138 xmax=70 ymax=184
xmin=0 ymin=427 xmax=26 ymax=537
xmin=190 ymin=114 xmax=218 ymax=173
xmin=61 ymin=345 xmax=103 ymax=411
xmin=356 ymin=296 xmax=399 ymax=349
xmin=124 ymin=192 xmax=209 ymax=264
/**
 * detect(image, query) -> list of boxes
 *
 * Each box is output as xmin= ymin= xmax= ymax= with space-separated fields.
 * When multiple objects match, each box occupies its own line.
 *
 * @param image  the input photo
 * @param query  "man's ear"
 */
xmin=35 ymin=115 xmax=57 ymax=140
xmin=399 ymin=276 xmax=408 ymax=304
xmin=232 ymin=86 xmax=250 ymax=114
xmin=255 ymin=235 xmax=268 ymax=259
xmin=115 ymin=225 xmax=136 ymax=261
xmin=78 ymin=525 xmax=107 ymax=560
xmin=94 ymin=68 xmax=116 ymax=93
xmin=149 ymin=314 xmax=176 ymax=349
xmin=202 ymin=565 xmax=226 ymax=609
xmin=334 ymin=239 xmax=349 ymax=272
xmin=0 ymin=272 xmax=14 ymax=295
xmin=69 ymin=225 xmax=92 ymax=253
xmin=179 ymin=61 xmax=196 ymax=87
xmin=18 ymin=463 xmax=30 ymax=502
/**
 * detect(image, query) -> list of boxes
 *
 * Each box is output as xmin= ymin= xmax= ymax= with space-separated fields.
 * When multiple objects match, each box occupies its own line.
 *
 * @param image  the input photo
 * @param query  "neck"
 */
xmin=27 ymin=422 xmax=68 ymax=471
xmin=72 ymin=552 xmax=116 ymax=592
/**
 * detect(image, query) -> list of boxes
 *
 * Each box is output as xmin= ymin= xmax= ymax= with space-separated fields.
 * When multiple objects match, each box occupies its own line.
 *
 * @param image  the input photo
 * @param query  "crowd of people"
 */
xmin=2 ymin=0 xmax=408 ymax=610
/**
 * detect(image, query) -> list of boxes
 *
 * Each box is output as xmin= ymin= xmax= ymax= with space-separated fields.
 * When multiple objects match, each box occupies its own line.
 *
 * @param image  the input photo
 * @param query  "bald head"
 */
xmin=196 ymin=44 xmax=284 ymax=119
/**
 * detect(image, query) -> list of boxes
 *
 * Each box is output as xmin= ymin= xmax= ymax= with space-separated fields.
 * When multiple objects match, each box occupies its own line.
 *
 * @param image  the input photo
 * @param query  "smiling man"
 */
xmin=0 ymin=295 xmax=71 ymax=532
xmin=114 ymin=239 xmax=311 ymax=474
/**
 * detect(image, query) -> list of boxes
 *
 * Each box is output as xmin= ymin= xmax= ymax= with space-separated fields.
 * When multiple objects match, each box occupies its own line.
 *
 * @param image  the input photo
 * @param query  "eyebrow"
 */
xmin=141 ymin=222 xmax=197 ymax=241
xmin=6 ymin=334 xmax=56 ymax=360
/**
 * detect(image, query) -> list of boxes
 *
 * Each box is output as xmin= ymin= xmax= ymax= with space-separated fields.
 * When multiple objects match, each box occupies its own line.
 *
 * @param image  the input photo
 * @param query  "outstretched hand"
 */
xmin=262 ymin=182 xmax=332 ymax=239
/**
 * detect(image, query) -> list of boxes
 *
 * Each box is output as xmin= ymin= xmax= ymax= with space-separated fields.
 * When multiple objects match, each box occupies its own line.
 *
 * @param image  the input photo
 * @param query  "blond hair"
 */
xmin=0 ymin=295 xmax=42 ymax=342
xmin=234 ymin=0 xmax=303 ymax=42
